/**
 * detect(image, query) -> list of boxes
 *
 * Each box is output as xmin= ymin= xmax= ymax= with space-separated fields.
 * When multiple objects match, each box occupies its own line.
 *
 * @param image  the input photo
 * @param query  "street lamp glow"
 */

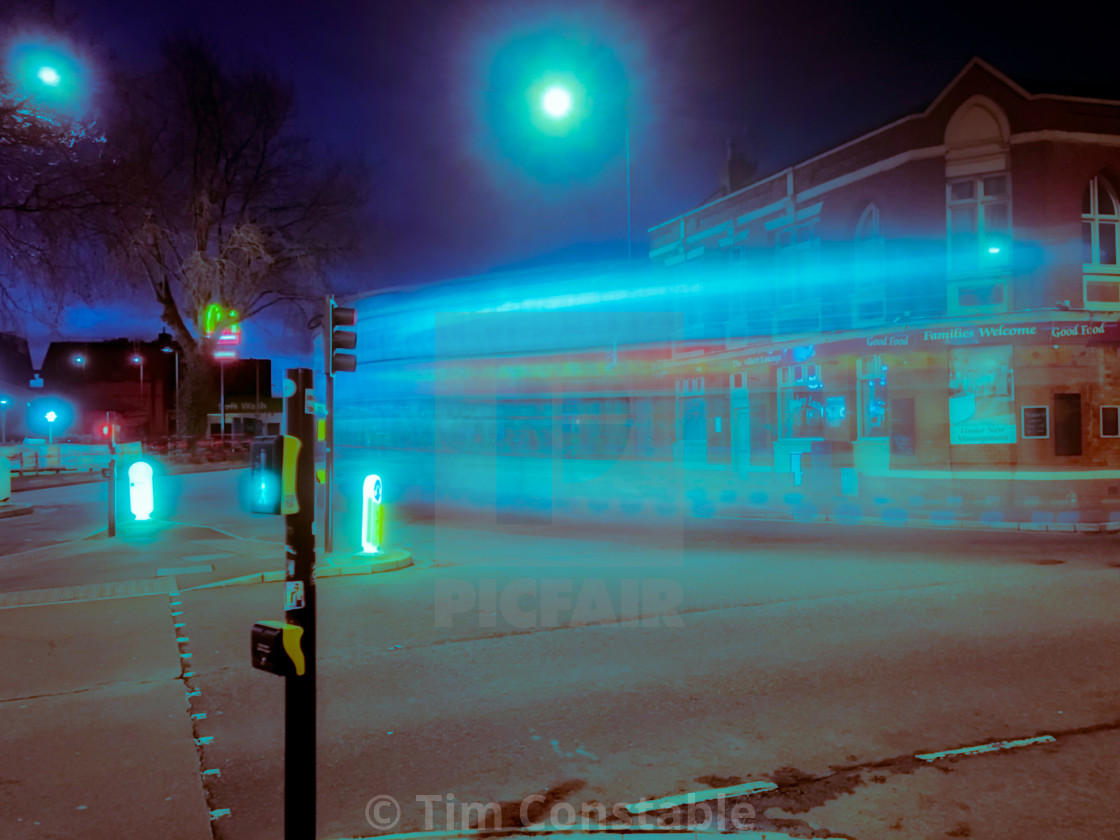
xmin=45 ymin=411 xmax=57 ymax=423
xmin=72 ymin=354 xmax=85 ymax=366
xmin=37 ymin=65 xmax=61 ymax=86
xmin=541 ymin=85 xmax=572 ymax=119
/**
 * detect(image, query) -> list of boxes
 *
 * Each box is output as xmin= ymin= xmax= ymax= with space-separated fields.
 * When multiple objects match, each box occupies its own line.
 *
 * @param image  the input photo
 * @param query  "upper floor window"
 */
xmin=947 ymin=174 xmax=1011 ymax=274
xmin=774 ymin=220 xmax=820 ymax=306
xmin=1082 ymin=176 xmax=1119 ymax=267
xmin=854 ymin=203 xmax=885 ymax=291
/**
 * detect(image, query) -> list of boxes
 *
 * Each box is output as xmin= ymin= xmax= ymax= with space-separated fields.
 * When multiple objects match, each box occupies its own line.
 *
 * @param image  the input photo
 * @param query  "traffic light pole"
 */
xmin=107 ymin=424 xmax=116 ymax=538
xmin=322 ymin=296 xmax=357 ymax=556
xmin=284 ymin=367 xmax=317 ymax=840
xmin=323 ymin=297 xmax=335 ymax=553
xmin=324 ymin=369 xmax=335 ymax=554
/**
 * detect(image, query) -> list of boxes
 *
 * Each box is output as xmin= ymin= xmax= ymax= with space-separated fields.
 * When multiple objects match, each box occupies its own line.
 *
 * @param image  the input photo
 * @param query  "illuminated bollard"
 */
xmin=128 ymin=460 xmax=154 ymax=521
xmin=361 ymin=474 xmax=383 ymax=554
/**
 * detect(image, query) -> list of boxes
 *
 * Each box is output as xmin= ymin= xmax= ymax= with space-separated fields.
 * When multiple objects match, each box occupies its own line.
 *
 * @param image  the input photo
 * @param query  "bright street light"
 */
xmin=541 ymin=85 xmax=572 ymax=119
xmin=6 ymin=38 xmax=90 ymax=114
xmin=530 ymin=72 xmax=633 ymax=263
xmin=37 ymin=65 xmax=61 ymax=86
xmin=45 ymin=410 xmax=57 ymax=444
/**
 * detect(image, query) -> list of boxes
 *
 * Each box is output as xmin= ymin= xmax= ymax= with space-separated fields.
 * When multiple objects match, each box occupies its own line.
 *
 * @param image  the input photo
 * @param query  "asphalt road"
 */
xmin=2 ymin=470 xmax=1120 ymax=839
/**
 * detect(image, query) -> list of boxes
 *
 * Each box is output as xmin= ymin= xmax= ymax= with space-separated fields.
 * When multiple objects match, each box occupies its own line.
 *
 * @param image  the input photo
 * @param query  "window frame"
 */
xmin=773 ymin=219 xmax=821 ymax=308
xmin=946 ymin=173 xmax=1013 ymax=277
xmin=852 ymin=203 xmax=887 ymax=327
xmin=856 ymin=354 xmax=889 ymax=440
xmin=1100 ymin=404 xmax=1120 ymax=438
xmin=1082 ymin=176 xmax=1120 ymax=310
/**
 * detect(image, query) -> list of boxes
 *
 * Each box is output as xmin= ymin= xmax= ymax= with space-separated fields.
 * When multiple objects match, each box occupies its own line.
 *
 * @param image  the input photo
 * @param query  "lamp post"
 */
xmin=0 ymin=396 xmax=9 ymax=443
xmin=536 ymin=81 xmax=632 ymax=265
xmin=45 ymin=410 xmax=57 ymax=445
xmin=161 ymin=346 xmax=179 ymax=436
xmin=131 ymin=353 xmax=145 ymax=439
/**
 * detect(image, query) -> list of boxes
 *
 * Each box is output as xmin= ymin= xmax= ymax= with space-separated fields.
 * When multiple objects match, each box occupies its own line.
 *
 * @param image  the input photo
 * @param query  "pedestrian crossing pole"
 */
xmin=106 ymin=413 xmax=117 ymax=537
xmin=284 ymin=367 xmax=317 ymax=840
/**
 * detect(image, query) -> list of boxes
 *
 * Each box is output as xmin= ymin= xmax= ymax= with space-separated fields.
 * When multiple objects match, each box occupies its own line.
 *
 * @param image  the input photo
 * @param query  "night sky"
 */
xmin=13 ymin=0 xmax=1112 ymax=369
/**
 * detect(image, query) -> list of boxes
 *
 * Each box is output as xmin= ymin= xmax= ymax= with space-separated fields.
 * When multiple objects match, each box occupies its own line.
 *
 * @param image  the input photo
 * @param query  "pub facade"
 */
xmin=650 ymin=58 xmax=1120 ymax=480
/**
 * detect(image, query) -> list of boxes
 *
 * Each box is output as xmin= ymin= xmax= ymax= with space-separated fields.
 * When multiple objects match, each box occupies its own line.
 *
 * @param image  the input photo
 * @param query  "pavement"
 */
xmin=3 ymin=469 xmax=1120 ymax=839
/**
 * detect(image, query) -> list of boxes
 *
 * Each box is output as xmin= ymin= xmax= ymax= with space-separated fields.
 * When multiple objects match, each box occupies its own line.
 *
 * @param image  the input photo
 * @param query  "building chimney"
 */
xmin=721 ymin=137 xmax=757 ymax=195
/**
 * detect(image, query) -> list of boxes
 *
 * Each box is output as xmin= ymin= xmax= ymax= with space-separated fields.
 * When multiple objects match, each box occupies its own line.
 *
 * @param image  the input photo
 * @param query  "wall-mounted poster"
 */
xmin=949 ymin=345 xmax=1017 ymax=444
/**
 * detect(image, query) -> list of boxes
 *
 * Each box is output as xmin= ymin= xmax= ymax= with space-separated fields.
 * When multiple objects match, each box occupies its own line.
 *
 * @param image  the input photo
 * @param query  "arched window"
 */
xmin=856 ymin=203 xmax=880 ymax=240
xmin=1083 ymin=176 xmax=1119 ymax=267
xmin=851 ymin=204 xmax=886 ymax=326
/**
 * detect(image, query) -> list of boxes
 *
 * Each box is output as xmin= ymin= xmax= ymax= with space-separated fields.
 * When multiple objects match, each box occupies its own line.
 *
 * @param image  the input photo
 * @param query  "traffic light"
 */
xmin=324 ymin=298 xmax=357 ymax=374
xmin=249 ymin=435 xmax=302 ymax=515
xmin=249 ymin=436 xmax=281 ymax=514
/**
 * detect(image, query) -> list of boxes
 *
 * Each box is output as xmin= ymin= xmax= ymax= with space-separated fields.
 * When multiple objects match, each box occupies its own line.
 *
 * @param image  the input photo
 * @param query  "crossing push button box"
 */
xmin=251 ymin=621 xmax=305 ymax=676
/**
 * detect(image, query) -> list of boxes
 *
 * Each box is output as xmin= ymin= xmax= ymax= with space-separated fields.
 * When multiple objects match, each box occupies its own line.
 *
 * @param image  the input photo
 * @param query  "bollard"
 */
xmin=128 ymin=461 xmax=154 ymax=521
xmin=360 ymin=474 xmax=383 ymax=554
xmin=0 ymin=456 xmax=9 ymax=503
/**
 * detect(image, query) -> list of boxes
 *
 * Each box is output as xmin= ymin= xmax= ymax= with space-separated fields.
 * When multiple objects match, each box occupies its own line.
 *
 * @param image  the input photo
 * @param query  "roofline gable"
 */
xmin=653 ymin=58 xmax=1120 ymax=234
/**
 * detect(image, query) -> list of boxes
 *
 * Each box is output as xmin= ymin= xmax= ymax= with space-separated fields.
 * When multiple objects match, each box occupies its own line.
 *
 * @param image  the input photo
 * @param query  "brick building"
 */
xmin=649 ymin=58 xmax=1120 ymax=486
xmin=38 ymin=334 xmax=275 ymax=441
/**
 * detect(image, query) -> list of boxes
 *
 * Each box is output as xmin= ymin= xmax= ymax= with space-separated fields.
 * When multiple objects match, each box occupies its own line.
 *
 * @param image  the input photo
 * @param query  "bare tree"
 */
xmin=99 ymin=36 xmax=368 ymax=438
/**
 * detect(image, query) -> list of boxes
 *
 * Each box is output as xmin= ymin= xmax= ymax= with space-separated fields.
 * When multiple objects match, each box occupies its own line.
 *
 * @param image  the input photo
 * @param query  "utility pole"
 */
xmin=322 ymin=297 xmax=358 ymax=554
xmin=220 ymin=360 xmax=226 ymax=442
xmin=284 ymin=367 xmax=316 ymax=839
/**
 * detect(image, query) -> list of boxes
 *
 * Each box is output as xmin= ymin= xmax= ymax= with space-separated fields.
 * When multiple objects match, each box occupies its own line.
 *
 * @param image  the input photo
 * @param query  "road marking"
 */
xmin=176 ymin=636 xmax=190 ymax=643
xmin=626 ymin=780 xmax=778 ymax=814
xmin=174 ymin=622 xmax=186 ymax=629
xmin=0 ymin=578 xmax=175 ymax=609
xmin=187 ymin=690 xmax=201 ymax=698
xmin=191 ymin=712 xmax=207 ymax=720
xmin=182 ymin=553 xmax=230 ymax=562
xmin=916 ymin=735 xmax=1056 ymax=761
xmin=180 ymin=652 xmax=192 ymax=659
xmin=171 ymin=611 xmax=183 ymax=617
xmin=203 ymin=768 xmax=221 ymax=777
xmin=209 ymin=808 xmax=231 ymax=821
xmin=195 ymin=736 xmax=214 ymax=746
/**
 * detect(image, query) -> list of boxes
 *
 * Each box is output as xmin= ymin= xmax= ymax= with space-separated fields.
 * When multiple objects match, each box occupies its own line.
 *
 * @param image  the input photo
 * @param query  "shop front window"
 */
xmin=778 ymin=363 xmax=824 ymax=438
xmin=858 ymin=355 xmax=889 ymax=438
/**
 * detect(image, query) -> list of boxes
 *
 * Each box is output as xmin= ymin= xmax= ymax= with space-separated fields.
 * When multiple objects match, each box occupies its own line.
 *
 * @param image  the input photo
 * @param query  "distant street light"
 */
xmin=72 ymin=354 xmax=85 ymax=367
xmin=45 ymin=410 xmax=57 ymax=445
xmin=131 ymin=353 xmax=146 ymax=439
